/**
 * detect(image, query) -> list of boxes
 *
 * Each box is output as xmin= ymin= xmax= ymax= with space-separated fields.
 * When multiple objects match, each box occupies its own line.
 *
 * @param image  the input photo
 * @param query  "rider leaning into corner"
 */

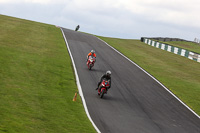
xmin=96 ymin=71 xmax=111 ymax=90
xmin=87 ymin=50 xmax=96 ymax=62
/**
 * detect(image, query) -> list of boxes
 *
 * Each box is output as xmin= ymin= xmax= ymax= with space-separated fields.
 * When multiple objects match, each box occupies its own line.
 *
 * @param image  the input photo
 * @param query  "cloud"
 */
xmin=0 ymin=0 xmax=200 ymax=40
xmin=120 ymin=0 xmax=200 ymax=28
xmin=0 ymin=0 xmax=66 ymax=4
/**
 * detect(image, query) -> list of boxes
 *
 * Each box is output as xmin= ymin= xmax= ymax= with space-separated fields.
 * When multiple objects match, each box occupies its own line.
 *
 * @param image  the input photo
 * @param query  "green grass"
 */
xmin=97 ymin=36 xmax=200 ymax=115
xmin=0 ymin=14 xmax=96 ymax=133
xmin=155 ymin=40 xmax=200 ymax=54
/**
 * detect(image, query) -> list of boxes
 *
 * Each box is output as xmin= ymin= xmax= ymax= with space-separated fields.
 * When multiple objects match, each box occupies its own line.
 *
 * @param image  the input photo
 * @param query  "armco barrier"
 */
xmin=141 ymin=37 xmax=200 ymax=63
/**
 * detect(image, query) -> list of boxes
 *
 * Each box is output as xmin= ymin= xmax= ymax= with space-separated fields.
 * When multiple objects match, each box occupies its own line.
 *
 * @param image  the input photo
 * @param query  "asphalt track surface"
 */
xmin=61 ymin=28 xmax=200 ymax=133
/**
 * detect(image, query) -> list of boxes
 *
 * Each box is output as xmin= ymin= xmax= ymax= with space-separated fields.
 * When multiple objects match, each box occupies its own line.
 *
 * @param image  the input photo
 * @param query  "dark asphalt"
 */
xmin=61 ymin=28 xmax=200 ymax=133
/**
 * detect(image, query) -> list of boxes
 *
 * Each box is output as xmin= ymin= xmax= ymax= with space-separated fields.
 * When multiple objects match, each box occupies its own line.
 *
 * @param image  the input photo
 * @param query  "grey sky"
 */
xmin=0 ymin=0 xmax=200 ymax=41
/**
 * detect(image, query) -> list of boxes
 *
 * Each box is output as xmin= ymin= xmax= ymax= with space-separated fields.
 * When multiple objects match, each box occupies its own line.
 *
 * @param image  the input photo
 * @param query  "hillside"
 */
xmin=0 ymin=14 xmax=96 ymax=133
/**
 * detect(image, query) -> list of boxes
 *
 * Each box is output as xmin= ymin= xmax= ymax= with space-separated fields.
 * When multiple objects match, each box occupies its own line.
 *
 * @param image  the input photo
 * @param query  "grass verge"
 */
xmin=0 ymin=14 xmax=96 ymax=133
xmin=97 ymin=36 xmax=200 ymax=116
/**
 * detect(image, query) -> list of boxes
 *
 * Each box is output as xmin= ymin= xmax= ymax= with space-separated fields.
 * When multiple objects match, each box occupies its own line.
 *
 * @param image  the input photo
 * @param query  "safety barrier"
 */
xmin=141 ymin=38 xmax=200 ymax=63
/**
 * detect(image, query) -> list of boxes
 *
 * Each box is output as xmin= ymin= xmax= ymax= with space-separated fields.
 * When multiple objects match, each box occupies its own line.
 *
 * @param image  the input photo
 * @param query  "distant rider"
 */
xmin=75 ymin=25 xmax=80 ymax=31
xmin=96 ymin=71 xmax=111 ymax=90
xmin=87 ymin=50 xmax=96 ymax=62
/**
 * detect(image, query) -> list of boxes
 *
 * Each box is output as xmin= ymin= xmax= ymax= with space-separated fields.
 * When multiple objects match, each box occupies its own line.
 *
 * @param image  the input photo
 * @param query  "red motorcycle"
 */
xmin=98 ymin=79 xmax=110 ymax=98
xmin=87 ymin=56 xmax=96 ymax=70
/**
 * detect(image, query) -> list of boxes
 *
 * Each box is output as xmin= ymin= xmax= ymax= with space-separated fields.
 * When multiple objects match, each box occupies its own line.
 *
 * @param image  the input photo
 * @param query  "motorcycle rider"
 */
xmin=75 ymin=25 xmax=80 ymax=31
xmin=96 ymin=71 xmax=111 ymax=90
xmin=87 ymin=50 xmax=96 ymax=62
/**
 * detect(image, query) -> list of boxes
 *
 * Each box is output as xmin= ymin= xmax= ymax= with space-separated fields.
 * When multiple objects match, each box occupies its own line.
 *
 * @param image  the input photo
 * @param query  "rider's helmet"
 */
xmin=91 ymin=50 xmax=95 ymax=54
xmin=106 ymin=70 xmax=111 ymax=77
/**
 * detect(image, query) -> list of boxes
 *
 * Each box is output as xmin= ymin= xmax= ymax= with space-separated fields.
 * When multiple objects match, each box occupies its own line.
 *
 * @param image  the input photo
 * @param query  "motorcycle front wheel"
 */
xmin=89 ymin=64 xmax=92 ymax=70
xmin=100 ymin=89 xmax=105 ymax=98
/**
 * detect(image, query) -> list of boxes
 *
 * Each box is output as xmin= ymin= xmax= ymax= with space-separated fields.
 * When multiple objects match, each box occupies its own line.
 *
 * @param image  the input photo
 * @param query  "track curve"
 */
xmin=61 ymin=28 xmax=200 ymax=133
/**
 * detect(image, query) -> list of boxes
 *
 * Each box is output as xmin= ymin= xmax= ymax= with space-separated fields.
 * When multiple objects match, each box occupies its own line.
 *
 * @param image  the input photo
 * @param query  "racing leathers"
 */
xmin=87 ymin=52 xmax=96 ymax=62
xmin=97 ymin=74 xmax=111 ymax=90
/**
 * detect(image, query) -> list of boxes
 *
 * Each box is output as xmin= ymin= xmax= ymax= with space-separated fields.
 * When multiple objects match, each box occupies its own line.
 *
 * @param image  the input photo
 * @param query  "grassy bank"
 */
xmin=0 ymin=15 xmax=96 ymax=133
xmin=97 ymin=36 xmax=200 ymax=116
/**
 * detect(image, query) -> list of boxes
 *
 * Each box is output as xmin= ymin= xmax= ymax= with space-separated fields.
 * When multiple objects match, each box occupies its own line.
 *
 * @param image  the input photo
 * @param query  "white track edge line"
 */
xmin=96 ymin=36 xmax=200 ymax=119
xmin=60 ymin=28 xmax=101 ymax=133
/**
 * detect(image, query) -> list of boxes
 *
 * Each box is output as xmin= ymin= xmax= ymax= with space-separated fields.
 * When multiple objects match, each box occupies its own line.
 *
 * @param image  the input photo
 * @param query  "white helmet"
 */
xmin=106 ymin=71 xmax=111 ymax=76
xmin=91 ymin=50 xmax=95 ymax=53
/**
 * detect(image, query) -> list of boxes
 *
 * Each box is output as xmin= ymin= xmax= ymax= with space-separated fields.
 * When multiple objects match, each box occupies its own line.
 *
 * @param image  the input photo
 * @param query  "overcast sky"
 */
xmin=0 ymin=0 xmax=200 ymax=41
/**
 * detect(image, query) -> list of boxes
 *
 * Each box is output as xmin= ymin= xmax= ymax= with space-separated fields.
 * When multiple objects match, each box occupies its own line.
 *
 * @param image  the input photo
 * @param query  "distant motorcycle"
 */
xmin=75 ymin=25 xmax=80 ymax=31
xmin=87 ymin=56 xmax=96 ymax=70
xmin=98 ymin=79 xmax=110 ymax=98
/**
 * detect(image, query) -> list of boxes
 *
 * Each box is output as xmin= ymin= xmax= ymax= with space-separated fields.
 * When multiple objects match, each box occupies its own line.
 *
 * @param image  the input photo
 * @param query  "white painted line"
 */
xmin=60 ymin=28 xmax=101 ymax=133
xmin=96 ymin=36 xmax=200 ymax=119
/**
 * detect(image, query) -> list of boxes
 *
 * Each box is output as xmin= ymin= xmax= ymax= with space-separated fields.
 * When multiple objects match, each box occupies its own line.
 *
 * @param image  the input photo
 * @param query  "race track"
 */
xmin=61 ymin=28 xmax=200 ymax=133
